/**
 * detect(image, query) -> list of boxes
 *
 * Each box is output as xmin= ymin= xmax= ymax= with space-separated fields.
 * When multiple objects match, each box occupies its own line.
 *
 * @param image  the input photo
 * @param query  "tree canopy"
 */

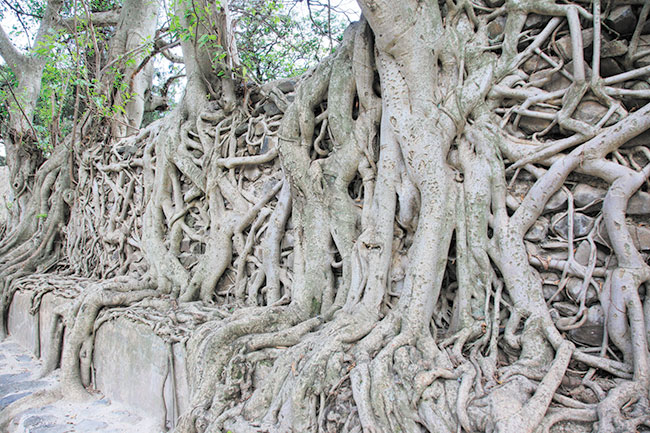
xmin=0 ymin=0 xmax=355 ymax=154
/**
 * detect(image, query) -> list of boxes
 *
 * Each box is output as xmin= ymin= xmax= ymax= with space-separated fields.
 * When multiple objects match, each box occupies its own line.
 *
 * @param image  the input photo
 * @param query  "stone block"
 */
xmin=8 ymin=289 xmax=191 ymax=429
xmin=555 ymin=29 xmax=593 ymax=61
xmin=92 ymin=317 xmax=188 ymax=428
xmin=573 ymin=183 xmax=650 ymax=215
xmin=551 ymin=212 xmax=594 ymax=239
xmin=606 ymin=6 xmax=637 ymax=35
xmin=7 ymin=291 xmax=39 ymax=356
xmin=525 ymin=217 xmax=549 ymax=242
xmin=600 ymin=58 xmax=623 ymax=78
xmin=38 ymin=292 xmax=69 ymax=368
xmin=262 ymin=101 xmax=282 ymax=116
xmin=276 ymin=79 xmax=296 ymax=94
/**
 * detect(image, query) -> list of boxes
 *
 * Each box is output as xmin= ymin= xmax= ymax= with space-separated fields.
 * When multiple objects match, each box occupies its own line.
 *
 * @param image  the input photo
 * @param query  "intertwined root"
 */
xmin=2 ymin=1 xmax=650 ymax=432
xmin=176 ymin=2 xmax=650 ymax=431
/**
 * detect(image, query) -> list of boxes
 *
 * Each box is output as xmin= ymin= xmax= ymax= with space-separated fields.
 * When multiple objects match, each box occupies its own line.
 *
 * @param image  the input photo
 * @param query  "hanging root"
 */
xmin=3 ymin=1 xmax=650 ymax=432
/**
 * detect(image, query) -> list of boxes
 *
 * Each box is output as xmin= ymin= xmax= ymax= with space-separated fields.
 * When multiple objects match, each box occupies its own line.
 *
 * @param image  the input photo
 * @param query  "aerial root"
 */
xmin=217 ymin=314 xmax=376 ymax=433
xmin=537 ymin=408 xmax=597 ymax=433
xmin=596 ymin=381 xmax=650 ymax=433
xmin=58 ymin=277 xmax=158 ymax=399
xmin=494 ymin=340 xmax=573 ymax=433
xmin=176 ymin=305 xmax=311 ymax=433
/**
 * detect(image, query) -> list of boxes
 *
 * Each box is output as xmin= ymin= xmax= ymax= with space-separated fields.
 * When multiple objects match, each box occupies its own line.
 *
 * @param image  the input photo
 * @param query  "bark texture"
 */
xmin=2 ymin=1 xmax=650 ymax=433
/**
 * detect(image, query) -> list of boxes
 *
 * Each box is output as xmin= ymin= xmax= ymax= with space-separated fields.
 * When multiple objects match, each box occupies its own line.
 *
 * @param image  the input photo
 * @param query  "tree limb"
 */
xmin=32 ymin=0 xmax=64 ymax=51
xmin=58 ymin=9 xmax=122 ymax=30
xmin=0 ymin=24 xmax=25 ymax=70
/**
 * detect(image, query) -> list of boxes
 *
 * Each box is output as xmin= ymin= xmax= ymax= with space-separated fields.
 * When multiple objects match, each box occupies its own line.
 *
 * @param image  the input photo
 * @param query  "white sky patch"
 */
xmin=1 ymin=10 xmax=35 ymax=54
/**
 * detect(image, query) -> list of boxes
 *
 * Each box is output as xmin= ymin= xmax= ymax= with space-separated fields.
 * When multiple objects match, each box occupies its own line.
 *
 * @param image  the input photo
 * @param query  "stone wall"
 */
xmin=7 ymin=289 xmax=189 ymax=431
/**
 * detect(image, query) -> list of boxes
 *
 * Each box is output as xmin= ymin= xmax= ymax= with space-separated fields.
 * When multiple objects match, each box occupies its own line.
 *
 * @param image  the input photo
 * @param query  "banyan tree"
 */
xmin=2 ymin=0 xmax=650 ymax=432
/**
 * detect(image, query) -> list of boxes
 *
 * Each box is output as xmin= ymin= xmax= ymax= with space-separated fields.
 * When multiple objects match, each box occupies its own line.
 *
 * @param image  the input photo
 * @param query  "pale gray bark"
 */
xmin=104 ymin=0 xmax=159 ymax=137
xmin=2 ymin=1 xmax=650 ymax=432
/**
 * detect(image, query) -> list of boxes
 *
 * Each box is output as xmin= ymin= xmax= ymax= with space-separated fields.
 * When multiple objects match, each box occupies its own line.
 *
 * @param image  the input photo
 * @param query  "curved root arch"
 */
xmin=2 ymin=1 xmax=650 ymax=433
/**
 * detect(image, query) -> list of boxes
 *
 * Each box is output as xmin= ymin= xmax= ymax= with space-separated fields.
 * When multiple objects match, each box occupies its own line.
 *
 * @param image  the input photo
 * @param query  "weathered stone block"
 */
xmin=525 ymin=217 xmax=549 ymax=242
xmin=573 ymin=183 xmax=650 ymax=215
xmin=38 ymin=292 xmax=69 ymax=367
xmin=606 ymin=6 xmax=637 ymax=35
xmin=7 ymin=291 xmax=39 ymax=356
xmin=92 ymin=317 xmax=189 ymax=428
xmin=551 ymin=212 xmax=595 ymax=239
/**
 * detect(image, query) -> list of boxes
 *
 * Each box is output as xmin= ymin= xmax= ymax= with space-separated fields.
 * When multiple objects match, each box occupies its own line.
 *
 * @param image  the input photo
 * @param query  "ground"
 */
xmin=0 ymin=338 xmax=163 ymax=433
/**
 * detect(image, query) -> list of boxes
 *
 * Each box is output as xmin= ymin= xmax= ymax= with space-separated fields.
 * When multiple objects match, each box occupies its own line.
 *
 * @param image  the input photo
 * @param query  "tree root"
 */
xmin=2 ymin=2 xmax=650 ymax=433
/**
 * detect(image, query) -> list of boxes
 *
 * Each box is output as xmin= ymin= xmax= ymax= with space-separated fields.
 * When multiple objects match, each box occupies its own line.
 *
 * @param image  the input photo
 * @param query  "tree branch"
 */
xmin=155 ymin=39 xmax=184 ymax=63
xmin=0 ymin=67 xmax=40 ymax=139
xmin=0 ymin=24 xmax=25 ymax=70
xmin=1 ymin=0 xmax=36 ymax=39
xmin=58 ymin=9 xmax=122 ymax=30
xmin=32 ymin=0 xmax=64 ymax=51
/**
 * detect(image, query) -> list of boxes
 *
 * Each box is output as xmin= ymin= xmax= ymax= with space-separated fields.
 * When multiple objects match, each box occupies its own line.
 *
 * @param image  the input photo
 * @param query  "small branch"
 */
xmin=1 ymin=0 xmax=35 ymax=40
xmin=79 ymin=0 xmax=102 ymax=81
xmin=99 ymin=40 xmax=157 ymax=76
xmin=161 ymin=73 xmax=185 ymax=98
xmin=566 ymin=7 xmax=585 ymax=83
xmin=1 ymin=0 xmax=42 ymax=20
xmin=215 ymin=147 xmax=278 ymax=169
xmin=626 ymin=0 xmax=649 ymax=68
xmin=603 ymin=64 xmax=650 ymax=86
xmin=591 ymin=0 xmax=601 ymax=84
xmin=511 ymin=17 xmax=563 ymax=70
xmin=155 ymin=39 xmax=183 ymax=64
xmin=604 ymin=87 xmax=650 ymax=99
xmin=131 ymin=39 xmax=183 ymax=83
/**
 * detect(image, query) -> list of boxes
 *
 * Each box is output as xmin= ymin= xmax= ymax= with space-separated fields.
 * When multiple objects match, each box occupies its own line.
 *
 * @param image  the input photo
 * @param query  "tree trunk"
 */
xmin=0 ymin=0 xmax=63 ymax=224
xmin=2 ymin=1 xmax=650 ymax=432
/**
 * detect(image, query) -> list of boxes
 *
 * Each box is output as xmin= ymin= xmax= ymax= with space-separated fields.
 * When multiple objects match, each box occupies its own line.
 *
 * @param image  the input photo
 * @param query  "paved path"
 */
xmin=0 ymin=338 xmax=163 ymax=433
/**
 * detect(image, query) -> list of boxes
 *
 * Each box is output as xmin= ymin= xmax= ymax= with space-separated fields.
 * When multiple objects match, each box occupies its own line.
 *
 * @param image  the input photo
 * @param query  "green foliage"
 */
xmin=0 ymin=0 xmax=355 ymax=154
xmin=32 ymin=30 xmax=77 ymax=152
xmin=88 ymin=0 xmax=119 ymax=12
xmin=234 ymin=0 xmax=350 ymax=81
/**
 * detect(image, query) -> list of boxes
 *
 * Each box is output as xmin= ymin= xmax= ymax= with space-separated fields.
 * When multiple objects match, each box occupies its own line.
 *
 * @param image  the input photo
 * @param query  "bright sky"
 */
xmin=328 ymin=0 xmax=361 ymax=18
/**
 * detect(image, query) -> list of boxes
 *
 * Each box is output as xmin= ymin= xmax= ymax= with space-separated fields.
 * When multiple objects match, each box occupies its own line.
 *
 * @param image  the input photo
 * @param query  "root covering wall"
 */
xmin=7 ymin=289 xmax=190 ymax=429
xmin=2 ymin=1 xmax=650 ymax=432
